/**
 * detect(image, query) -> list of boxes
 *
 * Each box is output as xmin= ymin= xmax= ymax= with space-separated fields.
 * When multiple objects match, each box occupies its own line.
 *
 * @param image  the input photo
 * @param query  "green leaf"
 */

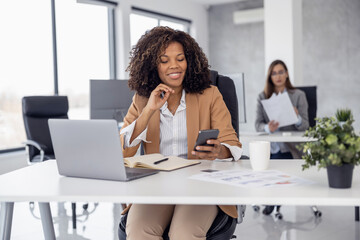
xmin=301 ymin=112 xmax=360 ymax=170
xmin=325 ymin=134 xmax=338 ymax=145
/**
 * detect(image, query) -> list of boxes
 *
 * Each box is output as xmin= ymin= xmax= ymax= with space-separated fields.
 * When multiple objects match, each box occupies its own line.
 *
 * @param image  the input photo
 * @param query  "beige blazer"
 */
xmin=120 ymin=85 xmax=242 ymax=218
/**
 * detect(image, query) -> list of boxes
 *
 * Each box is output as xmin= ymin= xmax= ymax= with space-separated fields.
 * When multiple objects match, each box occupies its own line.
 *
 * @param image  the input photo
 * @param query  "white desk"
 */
xmin=239 ymin=131 xmax=316 ymax=143
xmin=1 ymin=160 xmax=360 ymax=240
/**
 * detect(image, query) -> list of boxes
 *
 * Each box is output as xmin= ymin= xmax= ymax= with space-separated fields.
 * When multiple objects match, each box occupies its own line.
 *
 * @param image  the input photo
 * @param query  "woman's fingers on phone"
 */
xmin=192 ymin=150 xmax=217 ymax=160
xmin=195 ymin=145 xmax=213 ymax=152
xmin=206 ymin=139 xmax=220 ymax=146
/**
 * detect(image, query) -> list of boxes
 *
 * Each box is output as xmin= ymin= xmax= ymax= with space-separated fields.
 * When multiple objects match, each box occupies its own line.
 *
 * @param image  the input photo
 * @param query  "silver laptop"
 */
xmin=48 ymin=119 xmax=159 ymax=181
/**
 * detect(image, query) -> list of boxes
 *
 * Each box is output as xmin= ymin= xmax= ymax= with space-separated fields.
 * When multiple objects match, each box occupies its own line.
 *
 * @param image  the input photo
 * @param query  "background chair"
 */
xmin=118 ymin=71 xmax=246 ymax=239
xmin=210 ymin=70 xmax=239 ymax=137
xmin=22 ymin=96 xmax=88 ymax=229
xmin=296 ymin=87 xmax=359 ymax=221
xmin=254 ymin=86 xmax=322 ymax=219
xmin=22 ymin=96 xmax=69 ymax=163
xmin=296 ymin=86 xmax=321 ymax=217
xmin=296 ymin=86 xmax=317 ymax=128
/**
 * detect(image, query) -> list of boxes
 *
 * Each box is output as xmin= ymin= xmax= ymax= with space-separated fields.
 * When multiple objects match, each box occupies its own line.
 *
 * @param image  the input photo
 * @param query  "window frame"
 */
xmin=131 ymin=6 xmax=192 ymax=33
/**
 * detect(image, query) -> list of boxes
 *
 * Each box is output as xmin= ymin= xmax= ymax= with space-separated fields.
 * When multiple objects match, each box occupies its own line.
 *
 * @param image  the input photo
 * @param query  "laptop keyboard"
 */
xmin=126 ymin=171 xmax=145 ymax=177
xmin=125 ymin=167 xmax=159 ymax=179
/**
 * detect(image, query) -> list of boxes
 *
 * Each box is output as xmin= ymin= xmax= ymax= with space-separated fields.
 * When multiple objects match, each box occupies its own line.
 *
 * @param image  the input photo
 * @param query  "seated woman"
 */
xmin=255 ymin=59 xmax=309 ymax=160
xmin=255 ymin=59 xmax=309 ymax=216
xmin=120 ymin=26 xmax=242 ymax=240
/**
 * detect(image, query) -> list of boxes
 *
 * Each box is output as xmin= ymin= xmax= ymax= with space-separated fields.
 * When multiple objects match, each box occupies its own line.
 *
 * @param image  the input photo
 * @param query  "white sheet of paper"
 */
xmin=260 ymin=92 xmax=298 ymax=127
xmin=189 ymin=170 xmax=313 ymax=188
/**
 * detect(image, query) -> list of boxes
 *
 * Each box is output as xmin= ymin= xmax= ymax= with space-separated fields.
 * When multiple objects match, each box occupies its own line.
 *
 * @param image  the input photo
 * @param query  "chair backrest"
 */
xmin=296 ymin=86 xmax=317 ymax=127
xmin=210 ymin=70 xmax=239 ymax=137
xmin=90 ymin=79 xmax=134 ymax=122
xmin=22 ymin=96 xmax=69 ymax=160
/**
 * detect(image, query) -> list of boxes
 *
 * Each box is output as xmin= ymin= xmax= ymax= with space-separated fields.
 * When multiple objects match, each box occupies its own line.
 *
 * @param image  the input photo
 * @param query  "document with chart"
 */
xmin=260 ymin=92 xmax=298 ymax=127
xmin=190 ymin=170 xmax=313 ymax=188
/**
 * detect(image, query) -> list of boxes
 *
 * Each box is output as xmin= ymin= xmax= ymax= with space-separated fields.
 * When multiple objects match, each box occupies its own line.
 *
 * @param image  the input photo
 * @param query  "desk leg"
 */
xmin=0 ymin=202 xmax=14 ymax=240
xmin=38 ymin=202 xmax=56 ymax=240
xmin=71 ymin=203 xmax=76 ymax=229
xmin=356 ymin=206 xmax=359 ymax=222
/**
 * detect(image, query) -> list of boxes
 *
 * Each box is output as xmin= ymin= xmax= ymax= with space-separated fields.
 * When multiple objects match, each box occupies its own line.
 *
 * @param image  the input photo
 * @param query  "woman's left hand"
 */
xmin=293 ymin=107 xmax=299 ymax=116
xmin=191 ymin=139 xmax=230 ymax=160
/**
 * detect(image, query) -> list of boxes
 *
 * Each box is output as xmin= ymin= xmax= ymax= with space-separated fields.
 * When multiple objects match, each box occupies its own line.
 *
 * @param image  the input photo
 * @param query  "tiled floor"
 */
xmin=3 ymin=202 xmax=359 ymax=240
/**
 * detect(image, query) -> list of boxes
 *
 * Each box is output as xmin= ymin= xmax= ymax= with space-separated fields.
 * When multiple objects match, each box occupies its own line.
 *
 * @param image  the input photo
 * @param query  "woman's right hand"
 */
xmin=145 ymin=84 xmax=174 ymax=111
xmin=268 ymin=120 xmax=279 ymax=133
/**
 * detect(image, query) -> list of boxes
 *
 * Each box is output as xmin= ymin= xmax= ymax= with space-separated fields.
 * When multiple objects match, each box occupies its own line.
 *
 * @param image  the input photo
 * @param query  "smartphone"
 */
xmin=194 ymin=129 xmax=219 ymax=152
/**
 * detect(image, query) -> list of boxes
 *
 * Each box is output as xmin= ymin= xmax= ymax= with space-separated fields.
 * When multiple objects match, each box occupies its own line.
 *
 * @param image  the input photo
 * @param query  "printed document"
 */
xmin=260 ymin=92 xmax=298 ymax=127
xmin=190 ymin=170 xmax=313 ymax=188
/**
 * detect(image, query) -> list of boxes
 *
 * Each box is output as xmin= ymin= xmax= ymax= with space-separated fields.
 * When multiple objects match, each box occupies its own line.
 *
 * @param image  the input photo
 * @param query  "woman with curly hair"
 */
xmin=120 ymin=26 xmax=242 ymax=240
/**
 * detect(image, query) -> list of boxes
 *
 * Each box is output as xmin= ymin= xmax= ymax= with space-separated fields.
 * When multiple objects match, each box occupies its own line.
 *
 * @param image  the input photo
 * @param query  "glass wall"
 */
xmin=0 ymin=0 xmax=54 ymax=150
xmin=56 ymin=0 xmax=110 ymax=119
xmin=0 ymin=0 xmax=113 ymax=151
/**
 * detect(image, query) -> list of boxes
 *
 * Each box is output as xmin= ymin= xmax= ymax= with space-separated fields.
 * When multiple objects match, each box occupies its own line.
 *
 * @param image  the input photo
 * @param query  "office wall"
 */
xmin=208 ymin=0 xmax=264 ymax=132
xmin=209 ymin=0 xmax=360 ymax=131
xmin=116 ymin=0 xmax=208 ymax=79
xmin=302 ymin=0 xmax=360 ymax=131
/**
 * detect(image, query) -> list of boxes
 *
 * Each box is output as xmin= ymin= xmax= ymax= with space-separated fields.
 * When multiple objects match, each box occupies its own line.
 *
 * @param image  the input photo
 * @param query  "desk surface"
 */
xmin=239 ymin=131 xmax=316 ymax=142
xmin=0 ymin=160 xmax=359 ymax=206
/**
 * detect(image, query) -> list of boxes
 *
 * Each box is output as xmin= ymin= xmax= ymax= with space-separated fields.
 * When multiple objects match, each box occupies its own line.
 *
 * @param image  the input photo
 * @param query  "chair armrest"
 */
xmin=22 ymin=140 xmax=46 ymax=163
xmin=237 ymin=205 xmax=246 ymax=224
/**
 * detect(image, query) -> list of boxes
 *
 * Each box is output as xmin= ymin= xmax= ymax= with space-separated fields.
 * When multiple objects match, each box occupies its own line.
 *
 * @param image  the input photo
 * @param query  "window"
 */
xmin=130 ymin=7 xmax=191 ymax=47
xmin=56 ymin=0 xmax=110 ymax=119
xmin=0 ymin=0 xmax=116 ymax=152
xmin=0 ymin=0 xmax=53 ymax=151
xmin=130 ymin=14 xmax=158 ymax=47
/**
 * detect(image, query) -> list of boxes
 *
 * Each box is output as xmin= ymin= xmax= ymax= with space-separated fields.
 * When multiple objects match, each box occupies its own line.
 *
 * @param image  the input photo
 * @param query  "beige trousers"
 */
xmin=126 ymin=204 xmax=218 ymax=240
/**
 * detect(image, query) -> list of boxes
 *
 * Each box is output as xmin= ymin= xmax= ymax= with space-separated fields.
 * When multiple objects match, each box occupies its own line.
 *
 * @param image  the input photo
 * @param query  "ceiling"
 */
xmin=188 ymin=0 xmax=245 ymax=6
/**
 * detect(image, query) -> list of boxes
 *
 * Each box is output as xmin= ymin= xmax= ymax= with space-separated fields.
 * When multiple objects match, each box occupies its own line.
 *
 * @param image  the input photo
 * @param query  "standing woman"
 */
xmin=120 ymin=26 xmax=242 ymax=240
xmin=255 ymin=59 xmax=309 ymax=159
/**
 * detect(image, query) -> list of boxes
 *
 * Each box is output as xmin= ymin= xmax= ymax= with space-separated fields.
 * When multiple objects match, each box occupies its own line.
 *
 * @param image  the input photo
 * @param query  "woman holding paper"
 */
xmin=119 ymin=26 xmax=242 ymax=240
xmin=255 ymin=59 xmax=309 ymax=159
xmin=255 ymin=59 xmax=309 ymax=217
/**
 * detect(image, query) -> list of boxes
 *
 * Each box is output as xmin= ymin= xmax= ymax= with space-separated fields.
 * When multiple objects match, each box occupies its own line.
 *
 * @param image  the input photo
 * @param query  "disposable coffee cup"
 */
xmin=249 ymin=141 xmax=270 ymax=171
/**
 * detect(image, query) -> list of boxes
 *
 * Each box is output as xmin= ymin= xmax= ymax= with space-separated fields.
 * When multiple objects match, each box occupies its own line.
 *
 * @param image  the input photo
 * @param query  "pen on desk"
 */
xmin=154 ymin=158 xmax=169 ymax=165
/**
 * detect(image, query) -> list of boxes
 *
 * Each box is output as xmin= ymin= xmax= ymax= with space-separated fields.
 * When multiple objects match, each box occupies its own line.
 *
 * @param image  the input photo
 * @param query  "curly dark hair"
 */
xmin=126 ymin=26 xmax=211 ymax=97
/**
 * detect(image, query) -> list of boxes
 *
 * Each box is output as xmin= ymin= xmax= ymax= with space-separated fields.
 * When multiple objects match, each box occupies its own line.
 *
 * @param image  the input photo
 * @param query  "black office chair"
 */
xmin=255 ymin=86 xmax=322 ymax=219
xmin=22 ymin=96 xmax=88 ymax=229
xmin=296 ymin=86 xmax=317 ymax=128
xmin=22 ymin=96 xmax=69 ymax=163
xmin=210 ymin=70 xmax=239 ymax=137
xmin=119 ymin=206 xmax=244 ymax=240
xmin=118 ymin=71 xmax=246 ymax=240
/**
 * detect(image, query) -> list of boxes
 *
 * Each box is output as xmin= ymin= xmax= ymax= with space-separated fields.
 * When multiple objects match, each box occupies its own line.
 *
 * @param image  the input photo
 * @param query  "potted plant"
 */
xmin=300 ymin=109 xmax=360 ymax=188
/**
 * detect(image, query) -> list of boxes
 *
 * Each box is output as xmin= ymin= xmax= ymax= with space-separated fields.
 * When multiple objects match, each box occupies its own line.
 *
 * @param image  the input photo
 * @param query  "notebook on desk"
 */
xmin=124 ymin=153 xmax=200 ymax=171
xmin=48 ymin=119 xmax=159 ymax=181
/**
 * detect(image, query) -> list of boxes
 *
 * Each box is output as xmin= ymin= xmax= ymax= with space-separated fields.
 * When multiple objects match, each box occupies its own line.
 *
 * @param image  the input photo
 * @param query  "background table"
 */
xmin=239 ymin=131 xmax=316 ymax=156
xmin=239 ymin=131 xmax=316 ymax=143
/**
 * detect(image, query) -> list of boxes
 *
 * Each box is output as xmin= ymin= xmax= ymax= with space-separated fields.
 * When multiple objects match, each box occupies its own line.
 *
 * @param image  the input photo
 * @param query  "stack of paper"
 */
xmin=260 ymin=92 xmax=298 ymax=127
